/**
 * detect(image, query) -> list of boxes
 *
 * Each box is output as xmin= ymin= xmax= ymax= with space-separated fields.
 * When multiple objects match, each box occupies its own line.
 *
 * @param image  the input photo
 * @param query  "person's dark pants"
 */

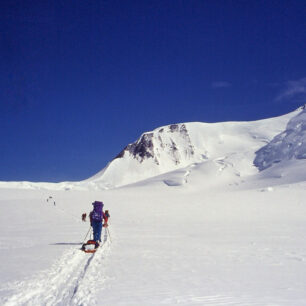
xmin=92 ymin=220 xmax=102 ymax=242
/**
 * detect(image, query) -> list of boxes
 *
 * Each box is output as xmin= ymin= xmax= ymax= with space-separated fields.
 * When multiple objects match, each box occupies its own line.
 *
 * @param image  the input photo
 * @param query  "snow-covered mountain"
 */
xmin=254 ymin=105 xmax=306 ymax=170
xmin=86 ymin=106 xmax=304 ymax=188
xmin=1 ymin=105 xmax=305 ymax=191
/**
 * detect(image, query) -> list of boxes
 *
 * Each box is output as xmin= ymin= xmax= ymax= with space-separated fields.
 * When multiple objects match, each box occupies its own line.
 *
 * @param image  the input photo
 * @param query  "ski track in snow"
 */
xmin=161 ymin=294 xmax=271 ymax=305
xmin=2 ymin=232 xmax=111 ymax=306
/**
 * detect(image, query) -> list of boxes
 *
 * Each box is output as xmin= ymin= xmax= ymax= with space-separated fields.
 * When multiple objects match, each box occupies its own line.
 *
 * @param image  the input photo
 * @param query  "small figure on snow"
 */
xmin=103 ymin=210 xmax=110 ymax=227
xmin=82 ymin=213 xmax=87 ymax=222
xmin=46 ymin=196 xmax=55 ymax=206
xmin=89 ymin=201 xmax=108 ymax=248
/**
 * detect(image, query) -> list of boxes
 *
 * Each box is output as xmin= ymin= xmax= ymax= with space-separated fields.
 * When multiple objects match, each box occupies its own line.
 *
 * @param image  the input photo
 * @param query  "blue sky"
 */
xmin=1 ymin=0 xmax=305 ymax=182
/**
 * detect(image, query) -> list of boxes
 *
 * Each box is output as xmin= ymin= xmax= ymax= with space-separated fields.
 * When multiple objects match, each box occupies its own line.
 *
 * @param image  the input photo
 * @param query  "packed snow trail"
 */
xmin=3 ymin=232 xmax=111 ymax=306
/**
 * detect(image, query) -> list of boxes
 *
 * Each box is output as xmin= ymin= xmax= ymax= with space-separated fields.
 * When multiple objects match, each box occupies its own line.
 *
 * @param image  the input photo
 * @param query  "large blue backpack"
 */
xmin=91 ymin=201 xmax=103 ymax=221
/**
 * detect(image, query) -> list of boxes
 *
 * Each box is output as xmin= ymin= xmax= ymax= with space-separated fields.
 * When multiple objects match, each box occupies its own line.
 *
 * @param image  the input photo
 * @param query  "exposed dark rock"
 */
xmin=114 ymin=123 xmax=195 ymax=165
xmin=115 ymin=148 xmax=126 ymax=159
xmin=170 ymin=139 xmax=180 ymax=164
xmin=169 ymin=124 xmax=179 ymax=132
xmin=158 ymin=135 xmax=165 ymax=148
xmin=170 ymin=140 xmax=178 ymax=151
xmin=115 ymin=132 xmax=154 ymax=162
xmin=133 ymin=133 xmax=154 ymax=159
xmin=177 ymin=124 xmax=195 ymax=156
xmin=179 ymin=124 xmax=188 ymax=134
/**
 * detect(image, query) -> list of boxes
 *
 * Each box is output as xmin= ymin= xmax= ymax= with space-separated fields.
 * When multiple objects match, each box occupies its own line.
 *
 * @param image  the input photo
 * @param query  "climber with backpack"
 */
xmin=81 ymin=201 xmax=110 ymax=253
xmin=89 ymin=201 xmax=108 ymax=249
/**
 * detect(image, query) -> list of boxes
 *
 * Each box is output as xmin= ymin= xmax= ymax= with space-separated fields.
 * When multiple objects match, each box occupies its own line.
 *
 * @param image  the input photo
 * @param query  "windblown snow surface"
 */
xmin=0 ymin=106 xmax=306 ymax=305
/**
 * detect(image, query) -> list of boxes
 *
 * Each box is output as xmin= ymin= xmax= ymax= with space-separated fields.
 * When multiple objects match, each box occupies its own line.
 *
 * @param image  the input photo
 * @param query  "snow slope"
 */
xmin=85 ymin=107 xmax=301 ymax=188
xmin=254 ymin=105 xmax=306 ymax=170
xmin=1 ymin=107 xmax=306 ymax=305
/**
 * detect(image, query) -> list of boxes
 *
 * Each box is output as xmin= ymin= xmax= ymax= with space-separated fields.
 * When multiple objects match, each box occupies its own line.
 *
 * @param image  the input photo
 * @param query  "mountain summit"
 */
xmin=87 ymin=107 xmax=304 ymax=188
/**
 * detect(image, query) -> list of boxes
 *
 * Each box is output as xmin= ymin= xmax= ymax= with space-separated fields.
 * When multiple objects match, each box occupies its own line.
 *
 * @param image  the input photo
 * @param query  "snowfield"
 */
xmin=0 ymin=106 xmax=306 ymax=305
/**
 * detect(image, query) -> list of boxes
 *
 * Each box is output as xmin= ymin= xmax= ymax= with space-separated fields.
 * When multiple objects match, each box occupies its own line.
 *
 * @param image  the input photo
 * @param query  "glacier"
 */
xmin=1 ymin=106 xmax=306 ymax=305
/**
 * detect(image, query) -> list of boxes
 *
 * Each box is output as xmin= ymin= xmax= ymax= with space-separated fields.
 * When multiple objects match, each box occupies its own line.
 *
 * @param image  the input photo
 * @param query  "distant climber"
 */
xmin=89 ymin=201 xmax=108 ymax=248
xmin=46 ymin=196 xmax=55 ymax=206
xmin=104 ymin=210 xmax=110 ymax=227
xmin=82 ymin=213 xmax=87 ymax=222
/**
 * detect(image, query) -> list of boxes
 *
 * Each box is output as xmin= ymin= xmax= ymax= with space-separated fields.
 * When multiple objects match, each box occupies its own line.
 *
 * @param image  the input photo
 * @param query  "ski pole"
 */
xmin=82 ymin=225 xmax=92 ymax=244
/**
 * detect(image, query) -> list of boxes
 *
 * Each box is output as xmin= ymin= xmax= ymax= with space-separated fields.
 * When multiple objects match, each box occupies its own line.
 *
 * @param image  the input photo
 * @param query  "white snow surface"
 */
xmin=1 ymin=107 xmax=306 ymax=305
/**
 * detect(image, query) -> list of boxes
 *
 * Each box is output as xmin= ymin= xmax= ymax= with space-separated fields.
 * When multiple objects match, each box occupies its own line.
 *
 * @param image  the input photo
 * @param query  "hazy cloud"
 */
xmin=275 ymin=77 xmax=306 ymax=102
xmin=211 ymin=81 xmax=232 ymax=89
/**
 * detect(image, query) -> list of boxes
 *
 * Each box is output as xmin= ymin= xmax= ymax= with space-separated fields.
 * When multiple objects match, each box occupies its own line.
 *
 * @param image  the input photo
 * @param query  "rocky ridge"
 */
xmin=114 ymin=124 xmax=195 ymax=166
